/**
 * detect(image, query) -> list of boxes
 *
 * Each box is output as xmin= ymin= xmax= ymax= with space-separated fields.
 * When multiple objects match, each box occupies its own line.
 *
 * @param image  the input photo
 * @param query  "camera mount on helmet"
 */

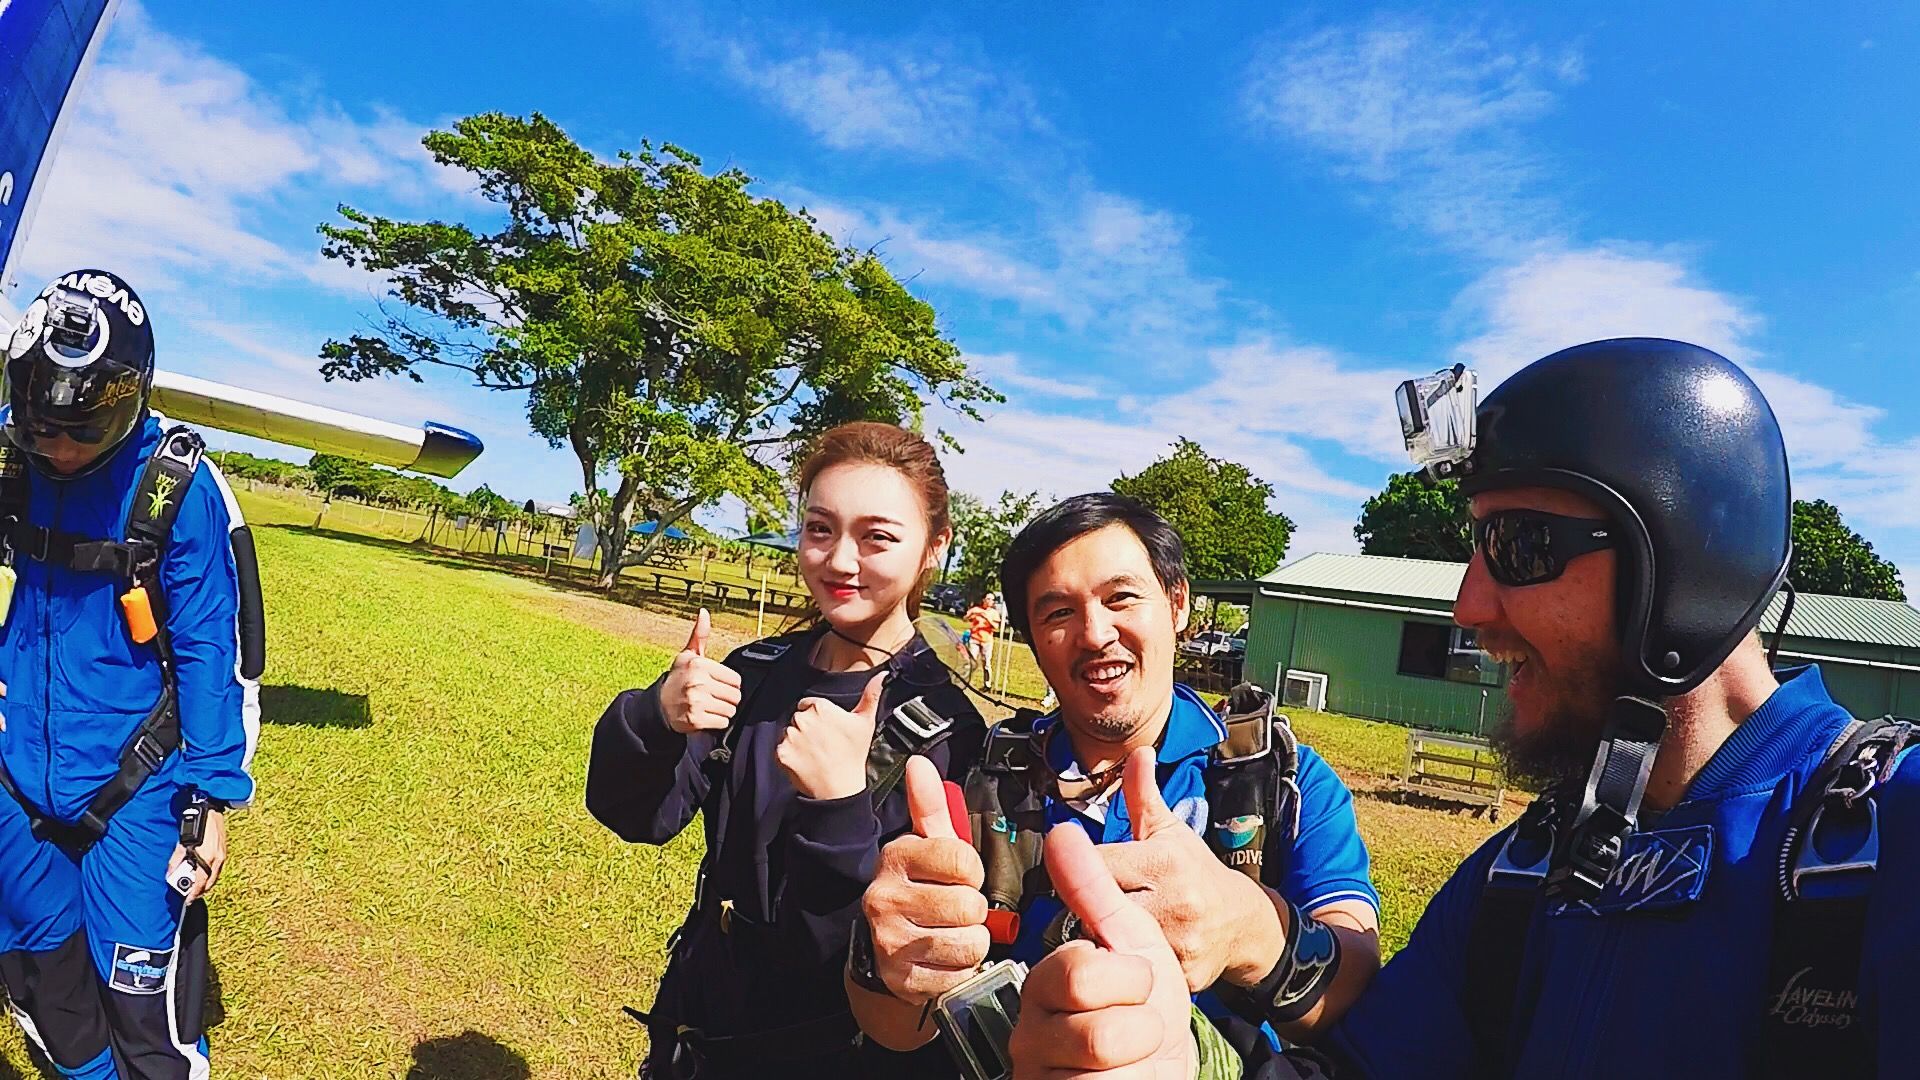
xmin=1396 ymin=364 xmax=1477 ymax=479
xmin=1394 ymin=340 xmax=1793 ymax=901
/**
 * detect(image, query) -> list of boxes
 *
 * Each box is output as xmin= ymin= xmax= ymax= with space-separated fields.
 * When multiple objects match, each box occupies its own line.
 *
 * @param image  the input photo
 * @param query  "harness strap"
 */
xmin=0 ymin=686 xmax=180 ymax=857
xmin=0 ymin=426 xmax=200 ymax=857
xmin=1462 ymin=797 xmax=1558 ymax=1075
xmin=622 ymin=1003 xmax=862 ymax=1072
xmin=4 ymin=521 xmax=146 ymax=578
xmin=1758 ymin=716 xmax=1912 ymax=1080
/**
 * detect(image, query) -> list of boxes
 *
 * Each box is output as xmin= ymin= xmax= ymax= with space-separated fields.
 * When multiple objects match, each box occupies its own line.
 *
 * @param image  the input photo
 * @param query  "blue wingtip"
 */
xmin=412 ymin=422 xmax=484 ymax=478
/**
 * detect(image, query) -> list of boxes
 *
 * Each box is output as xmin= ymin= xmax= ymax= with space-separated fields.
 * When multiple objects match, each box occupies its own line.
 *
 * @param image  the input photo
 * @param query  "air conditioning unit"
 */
xmin=1281 ymin=669 xmax=1328 ymax=712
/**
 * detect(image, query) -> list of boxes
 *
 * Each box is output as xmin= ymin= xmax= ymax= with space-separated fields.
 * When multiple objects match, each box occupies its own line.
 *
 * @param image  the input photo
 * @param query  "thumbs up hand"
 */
xmin=860 ymin=756 xmax=991 ymax=1002
xmin=1098 ymin=747 xmax=1287 ymax=992
xmin=777 ymin=669 xmax=888 ymax=801
xmin=1009 ymin=819 xmax=1198 ymax=1079
xmin=661 ymin=609 xmax=743 ymax=736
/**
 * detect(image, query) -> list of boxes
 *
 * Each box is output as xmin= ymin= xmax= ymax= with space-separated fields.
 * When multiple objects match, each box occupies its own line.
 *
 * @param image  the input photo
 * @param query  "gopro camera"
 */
xmin=1395 ymin=364 xmax=1478 ymax=478
xmin=44 ymin=288 xmax=99 ymax=355
xmin=932 ymin=959 xmax=1028 ymax=1080
xmin=167 ymin=854 xmax=200 ymax=897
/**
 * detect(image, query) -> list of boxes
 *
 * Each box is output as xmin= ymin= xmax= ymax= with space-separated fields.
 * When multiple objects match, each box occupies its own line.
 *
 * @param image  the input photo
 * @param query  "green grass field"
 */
xmin=0 ymin=494 xmax=1509 ymax=1078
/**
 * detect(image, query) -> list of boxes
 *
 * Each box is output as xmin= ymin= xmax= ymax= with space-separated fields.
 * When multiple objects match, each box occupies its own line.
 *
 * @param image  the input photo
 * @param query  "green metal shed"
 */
xmin=1230 ymin=552 xmax=1920 ymax=733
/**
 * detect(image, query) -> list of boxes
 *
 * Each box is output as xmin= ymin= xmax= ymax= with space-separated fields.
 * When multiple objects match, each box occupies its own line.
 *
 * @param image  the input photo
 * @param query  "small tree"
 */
xmin=1790 ymin=499 xmax=1906 ymax=601
xmin=952 ymin=490 xmax=1044 ymax=593
xmin=317 ymin=113 xmax=997 ymax=588
xmin=1353 ymin=472 xmax=1472 ymax=562
xmin=1112 ymin=439 xmax=1293 ymax=580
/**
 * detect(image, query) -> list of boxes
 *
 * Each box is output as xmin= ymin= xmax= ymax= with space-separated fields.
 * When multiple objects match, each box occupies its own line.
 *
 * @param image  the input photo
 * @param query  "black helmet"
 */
xmin=3 ymin=269 xmax=156 ymax=475
xmin=1459 ymin=338 xmax=1791 ymax=696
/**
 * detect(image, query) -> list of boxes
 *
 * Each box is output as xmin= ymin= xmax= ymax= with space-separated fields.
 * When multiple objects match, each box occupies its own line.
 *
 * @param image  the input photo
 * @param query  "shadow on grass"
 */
xmin=259 ymin=684 xmax=373 ymax=729
xmin=406 ymin=1030 xmax=531 ymax=1080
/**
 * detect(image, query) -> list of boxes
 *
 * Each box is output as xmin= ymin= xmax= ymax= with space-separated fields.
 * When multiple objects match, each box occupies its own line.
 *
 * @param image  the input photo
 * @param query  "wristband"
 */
xmin=1219 ymin=896 xmax=1341 ymax=1026
xmin=847 ymin=915 xmax=897 ymax=999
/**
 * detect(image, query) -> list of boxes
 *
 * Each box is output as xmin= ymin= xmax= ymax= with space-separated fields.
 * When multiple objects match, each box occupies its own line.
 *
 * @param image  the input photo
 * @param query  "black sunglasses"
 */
xmin=1473 ymin=510 xmax=1616 ymax=587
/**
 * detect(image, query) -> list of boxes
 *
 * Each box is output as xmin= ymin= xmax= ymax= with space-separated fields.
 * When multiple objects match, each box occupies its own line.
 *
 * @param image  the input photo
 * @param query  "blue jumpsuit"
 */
xmin=0 ymin=418 xmax=255 ymax=1080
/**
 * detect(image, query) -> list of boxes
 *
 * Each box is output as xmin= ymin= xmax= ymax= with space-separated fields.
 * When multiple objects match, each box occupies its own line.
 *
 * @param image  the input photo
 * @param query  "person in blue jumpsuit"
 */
xmin=849 ymin=493 xmax=1380 ymax=1073
xmin=0 ymin=270 xmax=259 ymax=1079
xmin=586 ymin=421 xmax=986 ymax=1079
xmin=1009 ymin=340 xmax=1920 ymax=1079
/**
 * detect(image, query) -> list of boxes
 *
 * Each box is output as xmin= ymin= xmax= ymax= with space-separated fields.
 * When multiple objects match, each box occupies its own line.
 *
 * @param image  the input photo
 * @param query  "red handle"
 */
xmin=942 ymin=780 xmax=971 ymax=844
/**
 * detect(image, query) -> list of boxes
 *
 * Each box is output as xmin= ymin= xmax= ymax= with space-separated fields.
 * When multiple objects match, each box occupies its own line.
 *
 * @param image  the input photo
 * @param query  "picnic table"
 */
xmin=646 ymin=550 xmax=691 ymax=571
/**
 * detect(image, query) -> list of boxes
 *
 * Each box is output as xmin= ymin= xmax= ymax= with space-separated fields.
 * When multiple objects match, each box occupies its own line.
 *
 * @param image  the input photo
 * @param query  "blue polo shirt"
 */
xmin=1008 ymin=684 xmax=1379 ymax=1000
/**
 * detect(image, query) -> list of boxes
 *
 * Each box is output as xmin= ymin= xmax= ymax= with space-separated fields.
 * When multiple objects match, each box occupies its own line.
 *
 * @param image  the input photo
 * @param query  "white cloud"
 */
xmin=670 ymin=19 xmax=1043 ymax=160
xmin=1243 ymin=19 xmax=1580 ymax=257
xmin=965 ymin=352 xmax=1100 ymax=401
xmin=804 ymin=188 xmax=1223 ymax=361
xmin=13 ymin=1 xmax=472 ymax=299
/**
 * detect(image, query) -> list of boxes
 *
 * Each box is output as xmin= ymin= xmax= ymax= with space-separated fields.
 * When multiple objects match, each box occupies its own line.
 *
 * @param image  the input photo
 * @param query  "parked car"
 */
xmin=1180 ymin=630 xmax=1235 ymax=658
xmin=923 ymin=583 xmax=970 ymax=616
xmin=1226 ymin=626 xmax=1248 ymax=659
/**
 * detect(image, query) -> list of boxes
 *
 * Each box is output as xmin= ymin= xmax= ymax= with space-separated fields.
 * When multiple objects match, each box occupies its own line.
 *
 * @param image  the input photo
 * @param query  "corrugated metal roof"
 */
xmin=1260 ymin=552 xmax=1920 ymax=651
xmin=1764 ymin=592 xmax=1920 ymax=650
xmin=1261 ymin=552 xmax=1465 ymax=603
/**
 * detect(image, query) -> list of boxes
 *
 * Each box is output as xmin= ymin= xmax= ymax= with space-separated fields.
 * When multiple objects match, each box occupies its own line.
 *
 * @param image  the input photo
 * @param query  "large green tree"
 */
xmin=1112 ymin=439 xmax=1293 ymax=579
xmin=1353 ymin=471 xmax=1472 ymax=562
xmin=316 ymin=113 xmax=998 ymax=587
xmin=1790 ymin=499 xmax=1905 ymax=601
xmin=951 ymin=490 xmax=1044 ymax=592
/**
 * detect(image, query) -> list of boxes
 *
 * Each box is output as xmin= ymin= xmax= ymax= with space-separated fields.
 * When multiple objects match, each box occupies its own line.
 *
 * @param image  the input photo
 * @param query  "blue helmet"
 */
xmin=1458 ymin=337 xmax=1792 ymax=696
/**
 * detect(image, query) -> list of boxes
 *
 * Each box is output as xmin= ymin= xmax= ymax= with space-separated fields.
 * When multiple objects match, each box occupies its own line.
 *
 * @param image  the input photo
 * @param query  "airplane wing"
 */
xmin=0 ymin=0 xmax=484 ymax=478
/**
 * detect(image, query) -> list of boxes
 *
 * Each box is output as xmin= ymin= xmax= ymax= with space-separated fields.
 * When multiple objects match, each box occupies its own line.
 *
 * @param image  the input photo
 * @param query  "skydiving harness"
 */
xmin=628 ymin=628 xmax=984 ymax=1075
xmin=0 ymin=427 xmax=203 ymax=858
xmin=1463 ymin=712 xmax=1916 ymax=1078
xmin=962 ymin=682 xmax=1304 ymax=954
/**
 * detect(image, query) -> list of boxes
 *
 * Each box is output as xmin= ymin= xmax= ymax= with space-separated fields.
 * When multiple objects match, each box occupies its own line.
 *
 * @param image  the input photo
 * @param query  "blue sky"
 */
xmin=12 ymin=1 xmax=1919 ymax=582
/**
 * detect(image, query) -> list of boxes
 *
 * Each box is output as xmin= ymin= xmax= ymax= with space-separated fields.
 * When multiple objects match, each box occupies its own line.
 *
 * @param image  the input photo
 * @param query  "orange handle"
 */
xmin=121 ymin=586 xmax=157 ymax=644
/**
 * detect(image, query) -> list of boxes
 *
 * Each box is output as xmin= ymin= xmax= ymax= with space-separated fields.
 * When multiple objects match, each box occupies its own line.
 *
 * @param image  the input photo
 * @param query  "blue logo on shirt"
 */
xmin=1549 ymin=824 xmax=1715 ymax=917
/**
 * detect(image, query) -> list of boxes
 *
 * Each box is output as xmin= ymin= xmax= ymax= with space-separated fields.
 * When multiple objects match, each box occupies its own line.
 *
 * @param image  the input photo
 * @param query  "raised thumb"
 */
xmin=1045 ymin=821 xmax=1171 ymax=954
xmin=1120 ymin=746 xmax=1176 ymax=839
xmin=903 ymin=755 xmax=957 ymax=840
xmin=856 ymin=670 xmax=888 ymax=722
xmin=685 ymin=608 xmax=710 ymax=657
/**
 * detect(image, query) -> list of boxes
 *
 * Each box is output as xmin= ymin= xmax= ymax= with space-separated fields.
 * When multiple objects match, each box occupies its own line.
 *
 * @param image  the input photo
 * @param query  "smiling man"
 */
xmin=847 ymin=493 xmax=1379 ymax=1075
xmin=1301 ymin=340 xmax=1920 ymax=1079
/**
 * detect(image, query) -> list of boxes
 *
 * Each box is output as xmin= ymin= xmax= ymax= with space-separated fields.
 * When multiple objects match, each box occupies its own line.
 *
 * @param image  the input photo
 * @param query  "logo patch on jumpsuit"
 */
xmin=1547 ymin=824 xmax=1714 ymax=917
xmin=110 ymin=943 xmax=172 ymax=994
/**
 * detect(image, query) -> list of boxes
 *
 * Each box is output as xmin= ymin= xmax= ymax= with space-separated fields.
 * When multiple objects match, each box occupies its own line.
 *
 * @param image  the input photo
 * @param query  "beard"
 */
xmin=1489 ymin=649 xmax=1631 ymax=791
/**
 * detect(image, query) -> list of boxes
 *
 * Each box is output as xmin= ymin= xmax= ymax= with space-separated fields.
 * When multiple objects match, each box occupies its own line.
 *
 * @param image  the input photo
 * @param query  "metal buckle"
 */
xmin=1792 ymin=799 xmax=1879 ymax=899
xmin=984 ymin=726 xmax=1033 ymax=774
xmin=1487 ymin=825 xmax=1553 ymax=891
xmin=1547 ymin=801 xmax=1633 ymax=901
xmin=891 ymin=696 xmax=950 ymax=742
xmin=718 ymin=898 xmax=735 ymax=935
xmin=130 ymin=731 xmax=168 ymax=771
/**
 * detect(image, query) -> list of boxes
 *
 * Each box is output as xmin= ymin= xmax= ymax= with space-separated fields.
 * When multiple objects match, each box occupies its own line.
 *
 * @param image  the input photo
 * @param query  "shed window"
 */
xmin=1397 ymin=622 xmax=1504 ymax=686
xmin=1397 ymin=622 xmax=1452 ymax=678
